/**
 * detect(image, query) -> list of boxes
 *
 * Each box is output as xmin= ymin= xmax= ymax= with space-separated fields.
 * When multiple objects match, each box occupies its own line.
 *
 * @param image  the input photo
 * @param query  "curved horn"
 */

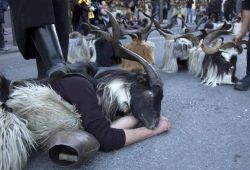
xmin=193 ymin=16 xmax=209 ymax=31
xmin=175 ymin=33 xmax=200 ymax=46
xmin=157 ymin=29 xmax=175 ymax=40
xmin=106 ymin=10 xmax=120 ymax=42
xmin=204 ymin=30 xmax=232 ymax=45
xmin=219 ymin=42 xmax=243 ymax=54
xmin=91 ymin=30 xmax=113 ymax=42
xmin=118 ymin=45 xmax=163 ymax=87
xmin=199 ymin=38 xmax=224 ymax=54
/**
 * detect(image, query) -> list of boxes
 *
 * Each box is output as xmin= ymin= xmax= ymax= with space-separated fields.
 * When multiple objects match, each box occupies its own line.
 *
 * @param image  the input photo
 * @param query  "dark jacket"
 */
xmin=7 ymin=0 xmax=69 ymax=59
xmin=0 ymin=0 xmax=8 ymax=23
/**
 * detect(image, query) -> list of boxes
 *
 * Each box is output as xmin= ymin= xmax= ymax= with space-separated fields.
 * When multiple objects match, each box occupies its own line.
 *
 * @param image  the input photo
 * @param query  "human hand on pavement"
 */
xmin=152 ymin=116 xmax=171 ymax=136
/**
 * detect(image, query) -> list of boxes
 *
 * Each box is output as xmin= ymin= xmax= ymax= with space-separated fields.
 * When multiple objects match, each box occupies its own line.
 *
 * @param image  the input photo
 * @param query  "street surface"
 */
xmin=0 ymin=30 xmax=250 ymax=170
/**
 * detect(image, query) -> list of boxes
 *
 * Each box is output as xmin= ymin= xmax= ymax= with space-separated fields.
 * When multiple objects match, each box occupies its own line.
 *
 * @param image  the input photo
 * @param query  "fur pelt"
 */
xmin=188 ymin=47 xmax=238 ymax=87
xmin=160 ymin=38 xmax=193 ymax=73
xmin=188 ymin=47 xmax=205 ymax=77
xmin=121 ymin=40 xmax=155 ymax=72
xmin=232 ymin=22 xmax=241 ymax=35
xmin=6 ymin=83 xmax=82 ymax=146
xmin=67 ymin=32 xmax=96 ymax=64
xmin=96 ymin=78 xmax=131 ymax=122
xmin=0 ymin=106 xmax=36 ymax=170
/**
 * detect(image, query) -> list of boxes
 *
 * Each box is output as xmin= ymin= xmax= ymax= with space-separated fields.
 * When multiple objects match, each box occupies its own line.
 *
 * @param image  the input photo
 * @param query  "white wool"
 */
xmin=0 ymin=107 xmax=36 ymax=170
xmin=6 ymin=83 xmax=82 ymax=146
xmin=88 ymin=39 xmax=97 ymax=62
xmin=221 ymin=48 xmax=239 ymax=62
xmin=97 ymin=79 xmax=131 ymax=121
xmin=201 ymin=63 xmax=220 ymax=87
xmin=68 ymin=37 xmax=91 ymax=63
xmin=160 ymin=38 xmax=193 ymax=73
xmin=67 ymin=38 xmax=97 ymax=64
xmin=188 ymin=47 xmax=205 ymax=77
xmin=160 ymin=40 xmax=178 ymax=73
xmin=233 ymin=22 xmax=241 ymax=35
xmin=200 ymin=63 xmax=234 ymax=87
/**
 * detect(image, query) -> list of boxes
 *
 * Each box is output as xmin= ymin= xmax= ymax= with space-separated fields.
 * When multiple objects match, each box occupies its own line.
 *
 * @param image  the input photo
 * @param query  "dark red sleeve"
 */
xmin=50 ymin=76 xmax=126 ymax=152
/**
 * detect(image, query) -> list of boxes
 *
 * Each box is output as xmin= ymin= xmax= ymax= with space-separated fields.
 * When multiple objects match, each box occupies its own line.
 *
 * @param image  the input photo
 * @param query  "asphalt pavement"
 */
xmin=0 ymin=29 xmax=249 ymax=170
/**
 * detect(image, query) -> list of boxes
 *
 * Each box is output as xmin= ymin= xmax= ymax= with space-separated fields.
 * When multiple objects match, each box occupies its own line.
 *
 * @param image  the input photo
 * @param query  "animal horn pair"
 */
xmin=92 ymin=10 xmax=163 ymax=88
xmin=121 ymin=19 xmax=154 ymax=41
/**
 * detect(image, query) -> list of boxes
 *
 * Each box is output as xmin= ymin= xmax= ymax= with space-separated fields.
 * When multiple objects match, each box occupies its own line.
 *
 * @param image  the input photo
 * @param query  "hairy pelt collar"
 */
xmin=6 ymin=83 xmax=82 ymax=146
xmin=0 ymin=106 xmax=36 ymax=170
xmin=96 ymin=78 xmax=131 ymax=122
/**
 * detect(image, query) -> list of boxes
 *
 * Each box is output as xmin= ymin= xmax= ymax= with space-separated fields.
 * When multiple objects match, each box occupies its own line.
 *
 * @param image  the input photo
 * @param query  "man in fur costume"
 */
xmin=0 ymin=73 xmax=171 ymax=169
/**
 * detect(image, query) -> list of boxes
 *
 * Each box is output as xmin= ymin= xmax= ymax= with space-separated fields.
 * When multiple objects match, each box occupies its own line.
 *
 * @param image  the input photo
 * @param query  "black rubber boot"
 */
xmin=234 ymin=75 xmax=250 ymax=91
xmin=32 ymin=24 xmax=67 ymax=78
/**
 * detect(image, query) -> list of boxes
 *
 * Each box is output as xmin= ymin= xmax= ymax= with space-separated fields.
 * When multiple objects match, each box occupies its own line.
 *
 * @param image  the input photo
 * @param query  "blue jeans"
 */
xmin=186 ymin=8 xmax=192 ymax=23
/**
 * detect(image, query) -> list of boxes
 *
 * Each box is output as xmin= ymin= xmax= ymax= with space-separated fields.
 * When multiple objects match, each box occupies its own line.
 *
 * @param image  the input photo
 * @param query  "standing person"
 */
xmin=7 ymin=0 xmax=71 ymax=78
xmin=234 ymin=0 xmax=250 ymax=91
xmin=0 ymin=0 xmax=8 ymax=51
xmin=71 ymin=0 xmax=82 ymax=31
xmin=208 ymin=0 xmax=222 ymax=22
xmin=186 ymin=0 xmax=193 ymax=23
xmin=223 ymin=0 xmax=234 ymax=21
xmin=152 ymin=0 xmax=160 ymax=21
xmin=235 ymin=0 xmax=242 ymax=15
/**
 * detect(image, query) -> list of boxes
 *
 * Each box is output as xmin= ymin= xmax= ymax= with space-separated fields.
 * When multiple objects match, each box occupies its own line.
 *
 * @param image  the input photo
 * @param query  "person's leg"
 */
xmin=190 ymin=8 xmax=193 ymax=23
xmin=234 ymin=35 xmax=250 ymax=91
xmin=31 ymin=24 xmax=67 ymax=78
xmin=0 ymin=23 xmax=5 ymax=49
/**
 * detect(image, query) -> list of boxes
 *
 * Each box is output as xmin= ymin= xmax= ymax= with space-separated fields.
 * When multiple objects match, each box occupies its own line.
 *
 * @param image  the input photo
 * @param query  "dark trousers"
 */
xmin=0 ymin=23 xmax=4 ymax=48
xmin=247 ymin=34 xmax=250 ymax=75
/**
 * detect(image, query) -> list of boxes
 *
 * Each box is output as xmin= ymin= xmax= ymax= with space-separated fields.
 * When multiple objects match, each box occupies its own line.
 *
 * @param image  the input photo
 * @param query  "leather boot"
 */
xmin=32 ymin=24 xmax=68 ymax=78
xmin=234 ymin=75 xmax=250 ymax=91
xmin=35 ymin=52 xmax=47 ymax=79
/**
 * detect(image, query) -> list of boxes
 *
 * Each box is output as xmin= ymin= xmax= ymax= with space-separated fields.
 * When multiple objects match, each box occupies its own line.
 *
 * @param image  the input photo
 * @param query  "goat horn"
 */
xmin=175 ymin=33 xmax=199 ymax=46
xmin=118 ymin=45 xmax=163 ymax=87
xmin=219 ymin=42 xmax=243 ymax=54
xmin=204 ymin=30 xmax=232 ymax=45
xmin=91 ymin=30 xmax=113 ymax=42
xmin=106 ymin=10 xmax=120 ymax=42
xmin=157 ymin=29 xmax=175 ymax=40
xmin=199 ymin=38 xmax=224 ymax=55
xmin=194 ymin=16 xmax=209 ymax=31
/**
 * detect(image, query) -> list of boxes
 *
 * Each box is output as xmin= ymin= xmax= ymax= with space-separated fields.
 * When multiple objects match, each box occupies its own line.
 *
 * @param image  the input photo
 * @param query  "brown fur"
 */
xmin=121 ymin=40 xmax=154 ymax=72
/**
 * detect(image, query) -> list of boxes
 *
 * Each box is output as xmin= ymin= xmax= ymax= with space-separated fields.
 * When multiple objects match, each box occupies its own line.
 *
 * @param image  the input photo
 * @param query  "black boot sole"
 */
xmin=234 ymin=85 xmax=249 ymax=91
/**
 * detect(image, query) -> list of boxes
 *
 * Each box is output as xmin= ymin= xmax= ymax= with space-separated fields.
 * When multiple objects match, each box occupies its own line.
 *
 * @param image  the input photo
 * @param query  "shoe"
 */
xmin=234 ymin=75 xmax=250 ymax=91
xmin=0 ymin=47 xmax=9 ymax=51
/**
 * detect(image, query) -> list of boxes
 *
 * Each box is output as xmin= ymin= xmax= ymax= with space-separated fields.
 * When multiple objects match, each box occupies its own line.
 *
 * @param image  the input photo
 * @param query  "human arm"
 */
xmin=111 ymin=115 xmax=139 ymax=129
xmin=124 ymin=116 xmax=171 ymax=146
xmin=235 ymin=4 xmax=250 ymax=44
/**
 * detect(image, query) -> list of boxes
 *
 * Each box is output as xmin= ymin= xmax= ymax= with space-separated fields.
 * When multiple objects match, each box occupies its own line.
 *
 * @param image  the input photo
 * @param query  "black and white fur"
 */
xmin=188 ymin=47 xmax=240 ymax=87
xmin=160 ymin=38 xmax=193 ymax=73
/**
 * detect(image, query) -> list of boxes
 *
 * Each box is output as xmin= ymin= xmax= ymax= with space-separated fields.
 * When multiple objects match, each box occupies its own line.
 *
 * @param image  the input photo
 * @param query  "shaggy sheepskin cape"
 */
xmin=1 ymin=83 xmax=82 ymax=170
